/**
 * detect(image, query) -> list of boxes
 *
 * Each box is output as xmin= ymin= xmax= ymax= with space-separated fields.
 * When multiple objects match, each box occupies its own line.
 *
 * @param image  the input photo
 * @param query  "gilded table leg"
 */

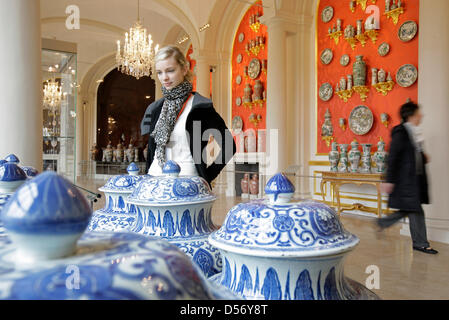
xmin=320 ymin=179 xmax=326 ymax=203
xmin=335 ymin=183 xmax=342 ymax=216
xmin=376 ymin=183 xmax=382 ymax=217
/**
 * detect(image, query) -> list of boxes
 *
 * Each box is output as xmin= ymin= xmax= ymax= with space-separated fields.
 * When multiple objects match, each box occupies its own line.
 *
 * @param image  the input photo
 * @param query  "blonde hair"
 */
xmin=154 ymin=45 xmax=193 ymax=82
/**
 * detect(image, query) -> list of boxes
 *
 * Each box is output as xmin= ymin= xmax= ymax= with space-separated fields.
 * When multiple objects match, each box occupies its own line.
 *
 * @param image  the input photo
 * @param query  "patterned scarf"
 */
xmin=150 ymin=80 xmax=193 ymax=167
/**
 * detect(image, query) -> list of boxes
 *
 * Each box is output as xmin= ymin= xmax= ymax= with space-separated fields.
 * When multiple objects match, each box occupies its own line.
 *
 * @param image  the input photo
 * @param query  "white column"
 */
xmin=195 ymin=57 xmax=211 ymax=98
xmin=75 ymin=96 xmax=84 ymax=178
xmin=401 ymin=0 xmax=449 ymax=244
xmin=0 ymin=0 xmax=42 ymax=169
xmin=265 ymin=19 xmax=287 ymax=175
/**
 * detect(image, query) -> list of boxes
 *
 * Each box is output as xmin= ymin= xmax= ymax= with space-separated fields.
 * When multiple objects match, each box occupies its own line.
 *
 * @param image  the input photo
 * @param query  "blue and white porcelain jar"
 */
xmin=0 ymin=171 xmax=238 ymax=300
xmin=88 ymin=163 xmax=144 ymax=232
xmin=209 ymin=173 xmax=379 ymax=300
xmin=0 ymin=163 xmax=28 ymax=215
xmin=125 ymin=160 xmax=221 ymax=278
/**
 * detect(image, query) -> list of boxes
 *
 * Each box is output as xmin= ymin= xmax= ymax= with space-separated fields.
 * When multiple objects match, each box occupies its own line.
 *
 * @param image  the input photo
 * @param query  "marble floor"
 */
xmin=77 ymin=177 xmax=449 ymax=300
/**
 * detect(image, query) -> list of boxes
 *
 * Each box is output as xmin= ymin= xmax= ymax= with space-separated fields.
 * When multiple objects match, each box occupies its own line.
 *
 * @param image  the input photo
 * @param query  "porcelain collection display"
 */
xmin=208 ymin=173 xmax=379 ymax=300
xmin=125 ymin=161 xmax=222 ymax=278
xmin=348 ymin=140 xmax=361 ymax=173
xmin=0 ymin=171 xmax=238 ymax=300
xmin=360 ymin=144 xmax=372 ymax=173
xmin=329 ymin=142 xmax=339 ymax=172
xmin=88 ymin=163 xmax=144 ymax=233
xmin=338 ymin=144 xmax=349 ymax=173
xmin=373 ymin=139 xmax=388 ymax=173
xmin=353 ymin=55 xmax=367 ymax=87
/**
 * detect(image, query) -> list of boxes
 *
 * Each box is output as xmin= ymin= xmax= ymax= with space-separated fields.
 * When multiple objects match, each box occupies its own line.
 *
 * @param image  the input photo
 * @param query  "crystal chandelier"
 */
xmin=43 ymin=78 xmax=62 ymax=109
xmin=116 ymin=0 xmax=159 ymax=80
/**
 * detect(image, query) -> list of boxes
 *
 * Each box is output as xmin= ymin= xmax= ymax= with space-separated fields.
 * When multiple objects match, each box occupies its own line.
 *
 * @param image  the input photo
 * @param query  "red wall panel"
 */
xmin=316 ymin=0 xmax=419 ymax=154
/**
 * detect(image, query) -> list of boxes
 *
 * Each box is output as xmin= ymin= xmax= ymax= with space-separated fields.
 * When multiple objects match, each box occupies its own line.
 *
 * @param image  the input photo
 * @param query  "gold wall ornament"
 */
xmin=249 ymin=113 xmax=262 ymax=127
xmin=384 ymin=6 xmax=404 ymax=25
xmin=345 ymin=37 xmax=358 ymax=50
xmin=356 ymin=0 xmax=368 ymax=11
xmin=336 ymin=88 xmax=354 ymax=102
xmin=322 ymin=135 xmax=334 ymax=147
xmin=328 ymin=30 xmax=343 ymax=45
xmin=355 ymin=33 xmax=368 ymax=47
xmin=365 ymin=29 xmax=379 ymax=44
xmin=352 ymin=85 xmax=370 ymax=101
xmin=372 ymin=80 xmax=395 ymax=96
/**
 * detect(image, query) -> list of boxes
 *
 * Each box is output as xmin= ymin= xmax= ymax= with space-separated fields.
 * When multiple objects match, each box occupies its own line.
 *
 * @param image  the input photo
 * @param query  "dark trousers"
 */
xmin=377 ymin=206 xmax=430 ymax=248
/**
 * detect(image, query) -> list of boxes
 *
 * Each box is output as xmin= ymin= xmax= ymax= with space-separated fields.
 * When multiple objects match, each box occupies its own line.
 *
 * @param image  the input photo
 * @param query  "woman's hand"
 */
xmin=381 ymin=183 xmax=394 ymax=194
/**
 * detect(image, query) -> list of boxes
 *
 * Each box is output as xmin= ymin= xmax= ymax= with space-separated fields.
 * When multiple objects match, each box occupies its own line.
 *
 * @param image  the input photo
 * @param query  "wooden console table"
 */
xmin=317 ymin=171 xmax=387 ymax=217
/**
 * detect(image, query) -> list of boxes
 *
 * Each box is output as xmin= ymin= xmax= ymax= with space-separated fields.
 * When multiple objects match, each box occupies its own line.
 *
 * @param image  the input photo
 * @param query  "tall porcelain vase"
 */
xmin=360 ymin=144 xmax=372 ymax=173
xmin=338 ymin=144 xmax=349 ymax=173
xmin=329 ymin=142 xmax=339 ymax=172
xmin=348 ymin=140 xmax=361 ymax=173
xmin=373 ymin=140 xmax=388 ymax=173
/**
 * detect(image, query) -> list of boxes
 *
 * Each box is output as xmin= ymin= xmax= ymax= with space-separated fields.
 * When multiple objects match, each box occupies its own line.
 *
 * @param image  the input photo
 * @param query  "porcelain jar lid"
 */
xmin=0 ymin=163 xmax=27 ymax=193
xmin=4 ymin=154 xmax=20 ymax=164
xmin=1 ymin=171 xmax=92 ymax=235
xmin=209 ymin=173 xmax=359 ymax=258
xmin=98 ymin=163 xmax=144 ymax=193
xmin=126 ymin=160 xmax=216 ymax=206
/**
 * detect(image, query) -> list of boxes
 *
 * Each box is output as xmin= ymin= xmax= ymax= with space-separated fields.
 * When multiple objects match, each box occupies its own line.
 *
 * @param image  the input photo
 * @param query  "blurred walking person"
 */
xmin=377 ymin=101 xmax=438 ymax=254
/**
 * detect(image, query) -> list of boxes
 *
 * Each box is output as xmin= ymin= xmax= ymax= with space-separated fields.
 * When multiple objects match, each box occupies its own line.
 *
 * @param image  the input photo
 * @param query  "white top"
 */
xmin=148 ymin=95 xmax=199 ymax=176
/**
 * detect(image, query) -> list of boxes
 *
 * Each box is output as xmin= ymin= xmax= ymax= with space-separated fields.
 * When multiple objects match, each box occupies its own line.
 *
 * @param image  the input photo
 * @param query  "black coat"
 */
xmin=386 ymin=123 xmax=429 ymax=211
xmin=140 ymin=92 xmax=236 ymax=185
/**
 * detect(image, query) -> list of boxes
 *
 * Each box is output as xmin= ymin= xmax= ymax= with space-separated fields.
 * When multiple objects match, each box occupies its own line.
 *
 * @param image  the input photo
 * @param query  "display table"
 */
xmin=317 ymin=171 xmax=387 ymax=217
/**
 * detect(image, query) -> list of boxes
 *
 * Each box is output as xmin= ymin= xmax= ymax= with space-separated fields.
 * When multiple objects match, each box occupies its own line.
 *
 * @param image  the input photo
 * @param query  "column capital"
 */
xmin=261 ymin=12 xmax=314 ymax=33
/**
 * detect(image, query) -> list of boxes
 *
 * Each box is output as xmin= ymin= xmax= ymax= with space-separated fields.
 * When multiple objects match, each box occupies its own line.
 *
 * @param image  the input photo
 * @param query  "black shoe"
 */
xmin=413 ymin=246 xmax=438 ymax=254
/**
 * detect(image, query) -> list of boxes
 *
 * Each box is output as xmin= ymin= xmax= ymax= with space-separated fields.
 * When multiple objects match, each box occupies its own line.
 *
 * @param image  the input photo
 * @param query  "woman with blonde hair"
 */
xmin=141 ymin=45 xmax=235 ymax=185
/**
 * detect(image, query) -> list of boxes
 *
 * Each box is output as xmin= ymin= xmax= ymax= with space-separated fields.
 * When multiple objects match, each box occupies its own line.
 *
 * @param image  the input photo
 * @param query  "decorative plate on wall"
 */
xmin=238 ymin=32 xmax=245 ymax=43
xmin=236 ymin=54 xmax=243 ymax=64
xmin=340 ymin=54 xmax=350 ymax=66
xmin=236 ymin=75 xmax=242 ymax=85
xmin=320 ymin=48 xmax=333 ymax=65
xmin=321 ymin=6 xmax=334 ymax=23
xmin=398 ymin=21 xmax=418 ymax=42
xmin=236 ymin=97 xmax=242 ymax=106
xmin=396 ymin=64 xmax=418 ymax=87
xmin=378 ymin=42 xmax=390 ymax=56
xmin=248 ymin=58 xmax=261 ymax=79
xmin=349 ymin=105 xmax=374 ymax=136
xmin=319 ymin=82 xmax=333 ymax=102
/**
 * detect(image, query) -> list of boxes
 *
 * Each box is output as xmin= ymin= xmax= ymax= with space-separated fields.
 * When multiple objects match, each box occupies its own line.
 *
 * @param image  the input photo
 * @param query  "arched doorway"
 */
xmin=96 ymin=69 xmax=155 ymax=161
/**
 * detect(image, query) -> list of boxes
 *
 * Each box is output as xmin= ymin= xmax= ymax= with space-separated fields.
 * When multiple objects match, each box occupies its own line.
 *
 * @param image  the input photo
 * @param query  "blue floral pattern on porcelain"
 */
xmin=264 ymin=173 xmax=295 ymax=202
xmin=209 ymin=199 xmax=358 ymax=256
xmin=0 ymin=231 xmax=238 ymax=300
xmin=128 ymin=175 xmax=215 ymax=205
xmin=88 ymin=172 xmax=144 ymax=233
xmin=124 ymin=161 xmax=221 ymax=278
xmin=207 ymin=172 xmax=379 ymax=300
xmin=20 ymin=166 xmax=39 ymax=178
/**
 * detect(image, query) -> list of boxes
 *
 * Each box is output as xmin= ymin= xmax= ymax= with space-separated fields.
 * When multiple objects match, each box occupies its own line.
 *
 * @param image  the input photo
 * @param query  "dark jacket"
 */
xmin=386 ymin=123 xmax=429 ymax=211
xmin=140 ymin=92 xmax=236 ymax=185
